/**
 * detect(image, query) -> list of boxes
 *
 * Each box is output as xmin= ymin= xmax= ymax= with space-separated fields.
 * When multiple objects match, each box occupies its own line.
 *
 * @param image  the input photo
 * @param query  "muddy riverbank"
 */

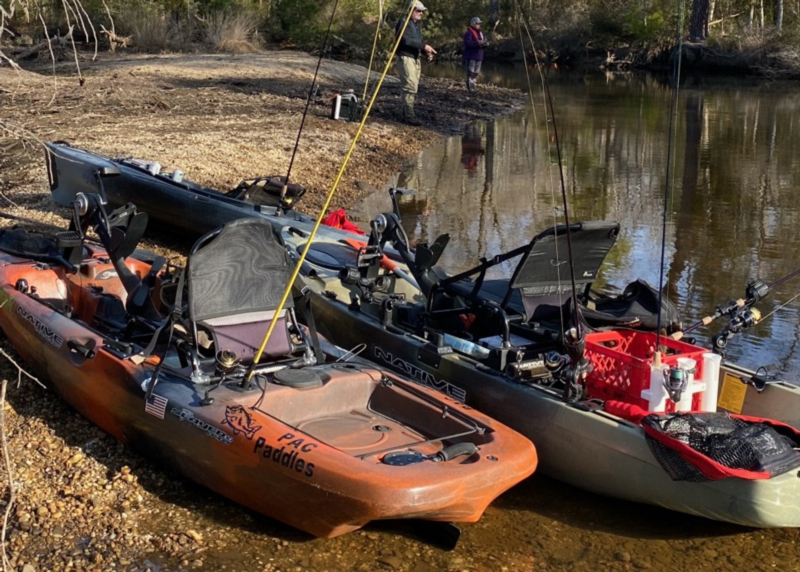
xmin=1 ymin=51 xmax=523 ymax=216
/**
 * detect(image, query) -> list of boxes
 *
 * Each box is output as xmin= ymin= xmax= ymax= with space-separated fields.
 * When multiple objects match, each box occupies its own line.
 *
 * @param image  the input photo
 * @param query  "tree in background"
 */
xmin=1 ymin=0 xmax=799 ymax=73
xmin=690 ymin=0 xmax=710 ymax=41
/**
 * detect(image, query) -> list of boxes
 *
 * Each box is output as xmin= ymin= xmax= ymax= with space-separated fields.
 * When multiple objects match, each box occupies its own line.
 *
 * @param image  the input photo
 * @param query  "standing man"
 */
xmin=463 ymin=17 xmax=485 ymax=92
xmin=395 ymin=1 xmax=436 ymax=126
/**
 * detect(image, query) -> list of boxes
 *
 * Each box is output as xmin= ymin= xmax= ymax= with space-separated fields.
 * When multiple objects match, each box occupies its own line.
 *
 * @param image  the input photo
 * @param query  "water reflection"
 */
xmin=460 ymin=123 xmax=485 ymax=174
xmin=395 ymin=70 xmax=800 ymax=375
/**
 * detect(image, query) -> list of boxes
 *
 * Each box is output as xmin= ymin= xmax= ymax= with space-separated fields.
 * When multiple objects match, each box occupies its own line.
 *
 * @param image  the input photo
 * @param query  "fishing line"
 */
xmin=280 ymin=0 xmax=341 ymax=204
xmin=515 ymin=1 xmax=588 ymax=403
xmin=655 ymin=0 xmax=686 ymax=358
xmin=517 ymin=25 xmax=539 ymax=131
xmin=243 ymin=2 xmax=418 ymax=388
xmin=516 ymin=7 xmax=565 ymax=335
xmin=515 ymin=2 xmax=581 ymax=336
xmin=361 ymin=0 xmax=383 ymax=104
xmin=752 ymin=292 xmax=800 ymax=324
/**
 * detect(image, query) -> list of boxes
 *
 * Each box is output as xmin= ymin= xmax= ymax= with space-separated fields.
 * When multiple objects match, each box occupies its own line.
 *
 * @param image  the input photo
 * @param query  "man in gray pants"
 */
xmin=395 ymin=1 xmax=437 ymax=126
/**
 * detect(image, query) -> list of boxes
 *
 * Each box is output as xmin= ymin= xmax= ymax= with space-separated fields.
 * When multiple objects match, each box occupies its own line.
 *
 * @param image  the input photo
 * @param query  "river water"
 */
xmin=356 ymin=63 xmax=800 ymax=571
xmin=394 ymin=63 xmax=800 ymax=375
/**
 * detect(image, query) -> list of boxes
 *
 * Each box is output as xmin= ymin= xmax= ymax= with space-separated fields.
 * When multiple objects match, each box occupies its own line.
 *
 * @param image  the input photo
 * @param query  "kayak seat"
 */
xmin=187 ymin=219 xmax=296 ymax=364
xmin=507 ymin=221 xmax=619 ymax=324
xmin=200 ymin=309 xmax=291 ymax=361
xmin=431 ymin=222 xmax=620 ymax=335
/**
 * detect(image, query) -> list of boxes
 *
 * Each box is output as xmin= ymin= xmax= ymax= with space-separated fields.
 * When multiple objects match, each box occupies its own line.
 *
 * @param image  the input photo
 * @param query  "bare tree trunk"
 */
xmin=489 ymin=0 xmax=500 ymax=38
xmin=690 ymin=0 xmax=711 ymax=41
xmin=775 ymin=0 xmax=783 ymax=31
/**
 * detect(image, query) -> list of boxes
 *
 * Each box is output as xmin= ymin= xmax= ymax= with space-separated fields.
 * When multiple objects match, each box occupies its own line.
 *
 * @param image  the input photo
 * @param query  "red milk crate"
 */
xmin=584 ymin=330 xmax=707 ymax=411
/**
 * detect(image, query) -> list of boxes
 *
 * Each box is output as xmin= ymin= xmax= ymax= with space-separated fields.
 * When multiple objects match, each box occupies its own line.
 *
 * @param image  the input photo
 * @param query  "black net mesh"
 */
xmin=188 ymin=219 xmax=292 ymax=322
xmin=0 ymin=228 xmax=62 ymax=260
xmin=643 ymin=412 xmax=800 ymax=482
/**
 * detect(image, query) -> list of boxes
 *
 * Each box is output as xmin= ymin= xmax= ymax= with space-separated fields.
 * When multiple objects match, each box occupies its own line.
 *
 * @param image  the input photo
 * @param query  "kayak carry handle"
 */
xmin=433 ymin=442 xmax=479 ymax=462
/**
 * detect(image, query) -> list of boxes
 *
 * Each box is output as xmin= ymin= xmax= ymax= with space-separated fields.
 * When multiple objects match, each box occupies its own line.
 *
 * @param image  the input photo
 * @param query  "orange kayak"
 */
xmin=0 ymin=204 xmax=536 ymax=539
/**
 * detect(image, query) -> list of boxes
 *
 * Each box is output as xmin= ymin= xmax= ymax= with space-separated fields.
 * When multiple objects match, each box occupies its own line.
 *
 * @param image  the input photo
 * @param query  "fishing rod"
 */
xmin=278 ymin=0 xmax=342 ymax=209
xmin=242 ymin=2 xmax=419 ymax=389
xmin=654 ymin=0 xmax=685 ymax=368
xmin=361 ymin=0 xmax=384 ymax=104
xmin=671 ymin=268 xmax=800 ymax=356
xmin=513 ymin=1 xmax=588 ymax=403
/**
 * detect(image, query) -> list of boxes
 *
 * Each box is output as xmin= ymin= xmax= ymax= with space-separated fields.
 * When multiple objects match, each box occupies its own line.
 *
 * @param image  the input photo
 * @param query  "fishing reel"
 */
xmin=200 ymin=350 xmax=242 ymax=406
xmin=712 ymin=305 xmax=762 ymax=356
xmin=663 ymin=364 xmax=690 ymax=403
xmin=555 ymin=328 xmax=592 ymax=404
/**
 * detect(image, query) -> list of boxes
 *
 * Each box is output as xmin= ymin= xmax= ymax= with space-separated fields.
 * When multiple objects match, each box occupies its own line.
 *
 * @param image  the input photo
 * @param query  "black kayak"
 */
xmin=45 ymin=141 xmax=311 ymax=238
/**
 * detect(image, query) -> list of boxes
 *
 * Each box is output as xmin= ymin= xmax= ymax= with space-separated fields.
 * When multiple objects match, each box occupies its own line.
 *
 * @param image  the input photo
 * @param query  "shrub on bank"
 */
xmin=204 ymin=10 xmax=260 ymax=53
xmin=116 ymin=3 xmax=196 ymax=52
xmin=3 ymin=0 xmax=800 ymax=76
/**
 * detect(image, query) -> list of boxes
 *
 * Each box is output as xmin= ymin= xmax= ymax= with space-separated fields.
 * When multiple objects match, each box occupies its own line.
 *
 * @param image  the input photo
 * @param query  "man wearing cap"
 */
xmin=395 ymin=1 xmax=437 ymax=126
xmin=463 ymin=17 xmax=485 ymax=92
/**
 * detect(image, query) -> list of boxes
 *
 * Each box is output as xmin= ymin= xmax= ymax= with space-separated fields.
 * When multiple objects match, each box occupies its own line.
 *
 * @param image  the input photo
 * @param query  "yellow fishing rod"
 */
xmin=242 ymin=2 xmax=418 ymax=389
xmin=361 ymin=0 xmax=384 ymax=104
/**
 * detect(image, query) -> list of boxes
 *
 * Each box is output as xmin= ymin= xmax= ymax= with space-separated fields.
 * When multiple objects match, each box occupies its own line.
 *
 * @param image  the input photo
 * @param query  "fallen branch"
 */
xmin=0 ymin=349 xmax=44 ymax=390
xmin=12 ymin=25 xmax=74 ymax=60
xmin=0 ymin=379 xmax=13 ymax=572
xmin=0 ymin=50 xmax=22 ymax=71
xmin=0 ymin=12 xmax=22 ymax=72
xmin=99 ymin=25 xmax=132 ymax=52
xmin=0 ymin=348 xmax=44 ymax=572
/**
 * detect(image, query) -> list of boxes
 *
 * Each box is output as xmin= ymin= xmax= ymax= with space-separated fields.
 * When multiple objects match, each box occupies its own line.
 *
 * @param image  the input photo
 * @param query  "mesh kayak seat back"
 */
xmin=436 ymin=221 xmax=620 ymax=325
xmin=506 ymin=221 xmax=620 ymax=322
xmin=187 ymin=219 xmax=294 ymax=362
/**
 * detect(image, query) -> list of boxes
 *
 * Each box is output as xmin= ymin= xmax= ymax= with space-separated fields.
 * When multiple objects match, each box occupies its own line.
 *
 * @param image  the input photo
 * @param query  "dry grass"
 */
xmin=762 ymin=45 xmax=800 ymax=78
xmin=205 ymin=11 xmax=260 ymax=54
xmin=702 ymin=28 xmax=800 ymax=76
xmin=119 ymin=6 xmax=195 ymax=52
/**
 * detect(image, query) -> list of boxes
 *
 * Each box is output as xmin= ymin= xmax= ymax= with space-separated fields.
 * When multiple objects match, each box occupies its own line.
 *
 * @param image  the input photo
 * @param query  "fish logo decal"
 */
xmin=222 ymin=405 xmax=262 ymax=440
xmin=94 ymin=270 xmax=118 ymax=281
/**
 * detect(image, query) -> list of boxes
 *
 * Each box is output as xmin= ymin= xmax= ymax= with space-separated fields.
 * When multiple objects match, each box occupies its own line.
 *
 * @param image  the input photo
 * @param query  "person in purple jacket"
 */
xmin=463 ymin=17 xmax=485 ymax=92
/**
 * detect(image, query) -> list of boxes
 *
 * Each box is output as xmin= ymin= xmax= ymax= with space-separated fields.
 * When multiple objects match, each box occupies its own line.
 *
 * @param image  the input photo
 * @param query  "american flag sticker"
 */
xmin=145 ymin=394 xmax=168 ymax=419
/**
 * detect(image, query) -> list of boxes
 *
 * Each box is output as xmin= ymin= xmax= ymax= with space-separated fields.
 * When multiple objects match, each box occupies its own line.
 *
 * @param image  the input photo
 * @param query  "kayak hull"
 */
xmin=0 ymin=248 xmax=537 ymax=538
xmin=44 ymin=142 xmax=317 ymax=238
xmin=281 ymin=229 xmax=800 ymax=529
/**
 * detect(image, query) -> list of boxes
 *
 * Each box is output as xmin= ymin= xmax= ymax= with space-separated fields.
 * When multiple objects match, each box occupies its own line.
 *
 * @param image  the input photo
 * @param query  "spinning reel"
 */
xmin=711 ymin=279 xmax=768 ymax=357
